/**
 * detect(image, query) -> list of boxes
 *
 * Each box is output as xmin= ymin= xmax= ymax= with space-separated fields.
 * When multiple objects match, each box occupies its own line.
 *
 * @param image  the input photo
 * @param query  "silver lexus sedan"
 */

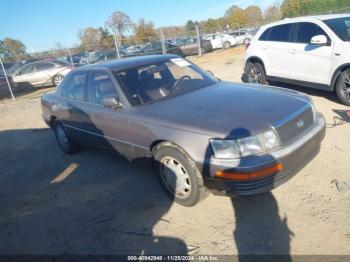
xmin=41 ymin=55 xmax=326 ymax=206
xmin=12 ymin=60 xmax=72 ymax=88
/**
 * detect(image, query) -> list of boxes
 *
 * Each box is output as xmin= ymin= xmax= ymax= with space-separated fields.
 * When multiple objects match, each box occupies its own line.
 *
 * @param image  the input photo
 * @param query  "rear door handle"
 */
xmin=262 ymin=46 xmax=267 ymax=50
xmin=289 ymin=49 xmax=296 ymax=54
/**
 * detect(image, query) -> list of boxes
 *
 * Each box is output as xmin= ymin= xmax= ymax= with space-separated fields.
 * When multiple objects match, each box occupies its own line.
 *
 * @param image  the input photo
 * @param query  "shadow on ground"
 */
xmin=0 ymin=128 xmax=186 ymax=254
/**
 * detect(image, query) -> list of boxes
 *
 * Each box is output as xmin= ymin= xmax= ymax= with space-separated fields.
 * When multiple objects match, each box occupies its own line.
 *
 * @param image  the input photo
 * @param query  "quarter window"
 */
xmin=62 ymin=71 xmax=87 ymax=101
xmin=295 ymin=22 xmax=330 ymax=44
xmin=87 ymin=72 xmax=117 ymax=105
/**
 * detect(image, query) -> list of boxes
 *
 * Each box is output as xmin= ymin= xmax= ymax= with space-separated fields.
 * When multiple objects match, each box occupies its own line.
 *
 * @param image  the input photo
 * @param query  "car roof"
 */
xmin=76 ymin=54 xmax=180 ymax=71
xmin=262 ymin=13 xmax=350 ymax=28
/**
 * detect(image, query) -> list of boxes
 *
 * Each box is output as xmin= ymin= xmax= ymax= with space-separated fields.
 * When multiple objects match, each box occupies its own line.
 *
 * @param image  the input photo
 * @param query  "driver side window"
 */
xmin=87 ymin=71 xmax=118 ymax=105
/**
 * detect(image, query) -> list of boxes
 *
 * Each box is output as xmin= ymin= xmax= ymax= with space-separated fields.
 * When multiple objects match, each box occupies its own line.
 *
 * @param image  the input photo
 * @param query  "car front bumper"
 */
xmin=204 ymin=113 xmax=326 ymax=196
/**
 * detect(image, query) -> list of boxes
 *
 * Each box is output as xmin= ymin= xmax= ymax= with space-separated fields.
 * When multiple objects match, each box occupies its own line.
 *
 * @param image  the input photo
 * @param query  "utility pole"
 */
xmin=196 ymin=23 xmax=202 ymax=56
xmin=160 ymin=28 xmax=166 ymax=54
xmin=67 ymin=49 xmax=74 ymax=69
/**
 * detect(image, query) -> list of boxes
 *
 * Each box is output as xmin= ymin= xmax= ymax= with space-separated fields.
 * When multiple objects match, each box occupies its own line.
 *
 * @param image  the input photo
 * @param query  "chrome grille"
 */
xmin=276 ymin=107 xmax=314 ymax=144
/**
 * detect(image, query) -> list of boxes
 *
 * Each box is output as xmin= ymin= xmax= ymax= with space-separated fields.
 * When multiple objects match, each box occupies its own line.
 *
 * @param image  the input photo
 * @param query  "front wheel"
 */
xmin=152 ymin=142 xmax=208 ymax=206
xmin=246 ymin=62 xmax=268 ymax=85
xmin=335 ymin=69 xmax=350 ymax=106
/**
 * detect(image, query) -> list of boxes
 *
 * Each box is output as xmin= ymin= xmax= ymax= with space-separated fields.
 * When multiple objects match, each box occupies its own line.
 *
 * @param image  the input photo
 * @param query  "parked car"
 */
xmin=229 ymin=30 xmax=254 ymax=45
xmin=243 ymin=14 xmax=350 ymax=106
xmin=42 ymin=54 xmax=326 ymax=206
xmin=203 ymin=33 xmax=237 ymax=49
xmin=133 ymin=41 xmax=185 ymax=57
xmin=12 ymin=60 xmax=72 ymax=87
xmin=8 ymin=58 xmax=42 ymax=75
xmin=175 ymin=37 xmax=213 ymax=56
xmin=126 ymin=44 xmax=144 ymax=54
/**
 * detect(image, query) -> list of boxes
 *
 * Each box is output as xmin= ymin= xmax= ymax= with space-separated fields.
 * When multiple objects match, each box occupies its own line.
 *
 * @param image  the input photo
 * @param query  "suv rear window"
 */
xmin=259 ymin=24 xmax=293 ymax=42
xmin=268 ymin=24 xmax=293 ymax=42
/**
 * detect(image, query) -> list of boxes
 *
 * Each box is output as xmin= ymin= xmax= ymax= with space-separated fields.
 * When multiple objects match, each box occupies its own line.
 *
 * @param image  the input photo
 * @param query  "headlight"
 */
xmin=210 ymin=130 xmax=280 ymax=159
xmin=210 ymin=139 xmax=240 ymax=159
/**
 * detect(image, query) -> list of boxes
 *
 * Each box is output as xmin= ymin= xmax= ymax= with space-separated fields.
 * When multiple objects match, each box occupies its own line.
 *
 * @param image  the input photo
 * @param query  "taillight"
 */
xmin=245 ymin=43 xmax=250 ymax=49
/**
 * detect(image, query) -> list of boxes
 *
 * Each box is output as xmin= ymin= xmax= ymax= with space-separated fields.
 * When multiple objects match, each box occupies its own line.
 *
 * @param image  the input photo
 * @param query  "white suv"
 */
xmin=243 ymin=14 xmax=350 ymax=106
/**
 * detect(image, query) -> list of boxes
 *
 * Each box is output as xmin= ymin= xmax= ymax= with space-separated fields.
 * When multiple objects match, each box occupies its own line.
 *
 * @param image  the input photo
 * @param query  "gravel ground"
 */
xmin=0 ymin=48 xmax=349 ymax=255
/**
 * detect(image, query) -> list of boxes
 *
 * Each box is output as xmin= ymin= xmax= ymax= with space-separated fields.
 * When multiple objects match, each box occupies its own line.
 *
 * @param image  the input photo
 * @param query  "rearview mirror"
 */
xmin=102 ymin=96 xmax=124 ymax=110
xmin=310 ymin=35 xmax=328 ymax=45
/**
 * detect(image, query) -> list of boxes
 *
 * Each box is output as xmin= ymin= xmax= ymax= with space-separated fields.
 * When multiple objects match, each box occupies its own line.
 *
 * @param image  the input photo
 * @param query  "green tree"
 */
xmin=0 ymin=38 xmax=27 ymax=62
xmin=228 ymin=7 xmax=247 ymax=29
xmin=133 ymin=18 xmax=158 ymax=43
xmin=185 ymin=20 xmax=196 ymax=33
xmin=264 ymin=5 xmax=282 ymax=23
xmin=245 ymin=5 xmax=263 ymax=26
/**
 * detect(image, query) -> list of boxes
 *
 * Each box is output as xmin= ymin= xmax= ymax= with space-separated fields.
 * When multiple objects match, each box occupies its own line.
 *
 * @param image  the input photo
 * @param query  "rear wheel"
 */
xmin=246 ymin=62 xmax=268 ymax=85
xmin=152 ymin=142 xmax=208 ymax=206
xmin=54 ymin=122 xmax=78 ymax=154
xmin=335 ymin=69 xmax=350 ymax=106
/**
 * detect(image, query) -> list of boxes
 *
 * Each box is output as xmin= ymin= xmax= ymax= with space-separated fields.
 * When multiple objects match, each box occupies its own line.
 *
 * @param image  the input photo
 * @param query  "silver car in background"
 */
xmin=12 ymin=60 xmax=72 ymax=87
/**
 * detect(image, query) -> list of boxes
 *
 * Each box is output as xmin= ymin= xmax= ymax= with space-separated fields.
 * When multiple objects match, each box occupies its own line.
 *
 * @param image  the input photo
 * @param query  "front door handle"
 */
xmin=289 ymin=49 xmax=296 ymax=54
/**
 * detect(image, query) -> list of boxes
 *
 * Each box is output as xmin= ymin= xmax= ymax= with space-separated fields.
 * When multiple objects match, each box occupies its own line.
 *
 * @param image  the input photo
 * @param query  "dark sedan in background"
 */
xmin=42 ymin=55 xmax=326 ymax=206
xmin=130 ymin=41 xmax=185 ymax=57
xmin=174 ymin=37 xmax=213 ymax=56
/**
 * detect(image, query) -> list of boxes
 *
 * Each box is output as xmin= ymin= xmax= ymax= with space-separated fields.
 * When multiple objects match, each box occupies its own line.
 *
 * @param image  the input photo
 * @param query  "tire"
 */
xmin=52 ymin=74 xmax=64 ymax=87
xmin=152 ymin=142 xmax=208 ymax=206
xmin=245 ymin=62 xmax=268 ymax=85
xmin=223 ymin=41 xmax=231 ymax=49
xmin=53 ymin=122 xmax=78 ymax=154
xmin=243 ymin=38 xmax=250 ymax=45
xmin=335 ymin=69 xmax=350 ymax=106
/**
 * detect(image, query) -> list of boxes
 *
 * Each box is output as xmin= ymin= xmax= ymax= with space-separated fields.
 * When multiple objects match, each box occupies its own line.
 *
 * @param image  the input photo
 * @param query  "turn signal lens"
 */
xmin=215 ymin=163 xmax=283 ymax=181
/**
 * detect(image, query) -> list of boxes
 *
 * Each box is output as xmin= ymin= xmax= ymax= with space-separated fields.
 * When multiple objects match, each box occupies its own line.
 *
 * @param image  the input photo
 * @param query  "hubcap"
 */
xmin=160 ymin=156 xmax=191 ymax=198
xmin=248 ymin=66 xmax=263 ymax=84
xmin=341 ymin=74 xmax=350 ymax=100
xmin=56 ymin=125 xmax=69 ymax=151
xmin=54 ymin=75 xmax=63 ymax=86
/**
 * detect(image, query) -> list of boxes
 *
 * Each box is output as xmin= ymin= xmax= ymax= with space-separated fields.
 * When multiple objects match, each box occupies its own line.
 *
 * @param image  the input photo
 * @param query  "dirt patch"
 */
xmin=0 ymin=48 xmax=349 ymax=255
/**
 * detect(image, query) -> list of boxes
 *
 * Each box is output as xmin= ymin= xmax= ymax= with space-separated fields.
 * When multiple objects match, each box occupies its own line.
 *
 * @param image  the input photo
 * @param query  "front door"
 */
xmin=85 ymin=70 xmax=132 ymax=158
xmin=286 ymin=22 xmax=333 ymax=85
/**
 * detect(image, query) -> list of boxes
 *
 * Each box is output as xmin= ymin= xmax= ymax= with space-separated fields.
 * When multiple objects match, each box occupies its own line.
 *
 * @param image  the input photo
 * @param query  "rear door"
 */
xmin=286 ymin=22 xmax=333 ymax=85
xmin=33 ymin=62 xmax=55 ymax=85
xmin=262 ymin=23 xmax=295 ymax=78
xmin=59 ymin=70 xmax=90 ymax=145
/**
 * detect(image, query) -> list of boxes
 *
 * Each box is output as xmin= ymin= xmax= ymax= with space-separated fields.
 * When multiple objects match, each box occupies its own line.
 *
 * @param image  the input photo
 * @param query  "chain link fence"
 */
xmin=1 ymin=6 xmax=350 ymax=102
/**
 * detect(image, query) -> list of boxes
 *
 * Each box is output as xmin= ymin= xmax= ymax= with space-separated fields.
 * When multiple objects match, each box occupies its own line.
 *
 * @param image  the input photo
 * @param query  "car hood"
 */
xmin=138 ymin=82 xmax=311 ymax=138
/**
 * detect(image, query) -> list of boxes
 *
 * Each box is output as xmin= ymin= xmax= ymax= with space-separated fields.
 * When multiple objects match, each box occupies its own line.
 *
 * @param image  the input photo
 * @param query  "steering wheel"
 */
xmin=171 ymin=75 xmax=191 ymax=90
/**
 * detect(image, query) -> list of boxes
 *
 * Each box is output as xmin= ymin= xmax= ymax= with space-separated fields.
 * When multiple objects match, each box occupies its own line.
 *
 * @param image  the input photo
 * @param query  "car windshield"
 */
xmin=114 ymin=58 xmax=218 ymax=105
xmin=324 ymin=17 xmax=350 ymax=41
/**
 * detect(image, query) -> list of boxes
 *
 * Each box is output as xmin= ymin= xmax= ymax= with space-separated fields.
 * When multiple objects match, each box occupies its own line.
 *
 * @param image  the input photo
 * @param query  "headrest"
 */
xmin=98 ymin=80 xmax=115 ymax=96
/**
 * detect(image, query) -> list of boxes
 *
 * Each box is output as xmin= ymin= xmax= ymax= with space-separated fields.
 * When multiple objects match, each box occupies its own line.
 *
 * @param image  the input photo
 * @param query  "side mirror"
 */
xmin=310 ymin=35 xmax=328 ymax=45
xmin=102 ymin=96 xmax=124 ymax=110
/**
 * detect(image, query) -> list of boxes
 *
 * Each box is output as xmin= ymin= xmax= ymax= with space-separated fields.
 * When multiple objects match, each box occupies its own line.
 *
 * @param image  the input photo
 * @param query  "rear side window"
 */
xmin=259 ymin=28 xmax=271 ymax=41
xmin=295 ymin=22 xmax=330 ymax=44
xmin=62 ymin=71 xmax=87 ymax=101
xmin=36 ymin=62 xmax=54 ymax=71
xmin=268 ymin=24 xmax=293 ymax=42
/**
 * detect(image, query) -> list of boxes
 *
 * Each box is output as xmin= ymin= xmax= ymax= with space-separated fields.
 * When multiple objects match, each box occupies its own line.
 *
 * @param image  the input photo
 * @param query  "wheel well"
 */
xmin=49 ymin=116 xmax=57 ymax=127
xmin=331 ymin=64 xmax=350 ymax=91
xmin=246 ymin=57 xmax=266 ymax=74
